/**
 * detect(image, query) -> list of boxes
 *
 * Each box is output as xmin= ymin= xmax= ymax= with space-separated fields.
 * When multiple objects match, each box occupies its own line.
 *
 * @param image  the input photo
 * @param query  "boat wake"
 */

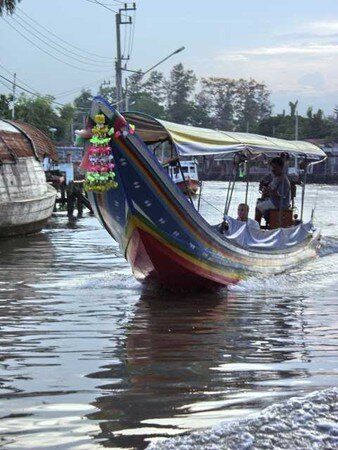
xmin=319 ymin=235 xmax=338 ymax=257
xmin=229 ymin=235 xmax=338 ymax=295
xmin=147 ymin=388 xmax=338 ymax=450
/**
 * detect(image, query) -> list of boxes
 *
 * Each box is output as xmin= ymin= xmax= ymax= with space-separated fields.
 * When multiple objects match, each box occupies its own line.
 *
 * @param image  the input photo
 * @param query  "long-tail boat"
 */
xmin=83 ymin=96 xmax=326 ymax=289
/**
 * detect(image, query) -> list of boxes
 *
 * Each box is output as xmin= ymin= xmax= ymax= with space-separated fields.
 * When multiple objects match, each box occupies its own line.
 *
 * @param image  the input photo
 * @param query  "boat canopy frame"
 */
xmin=122 ymin=111 xmax=327 ymax=161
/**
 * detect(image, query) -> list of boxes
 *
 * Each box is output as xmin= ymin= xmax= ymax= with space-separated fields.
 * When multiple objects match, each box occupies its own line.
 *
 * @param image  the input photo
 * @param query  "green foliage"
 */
xmin=193 ymin=77 xmax=272 ymax=131
xmin=14 ymin=94 xmax=60 ymax=138
xmin=142 ymin=71 xmax=166 ymax=104
xmin=166 ymin=63 xmax=197 ymax=124
xmin=98 ymin=83 xmax=116 ymax=105
xmin=73 ymin=89 xmax=93 ymax=131
xmin=199 ymin=77 xmax=236 ymax=129
xmin=0 ymin=94 xmax=11 ymax=118
xmin=235 ymin=79 xmax=272 ymax=131
xmin=0 ymin=0 xmax=20 ymax=15
xmin=289 ymin=100 xmax=298 ymax=117
xmin=129 ymin=93 xmax=166 ymax=118
xmin=1 ymin=59 xmax=338 ymax=144
xmin=57 ymin=103 xmax=75 ymax=143
xmin=257 ymin=107 xmax=338 ymax=141
xmin=125 ymin=70 xmax=167 ymax=117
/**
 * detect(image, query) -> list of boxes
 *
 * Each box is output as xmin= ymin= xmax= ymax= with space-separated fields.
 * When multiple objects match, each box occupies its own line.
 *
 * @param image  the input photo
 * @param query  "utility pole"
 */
xmin=295 ymin=110 xmax=299 ymax=140
xmin=115 ymin=2 xmax=136 ymax=111
xmin=12 ymin=73 xmax=16 ymax=120
xmin=125 ymin=78 xmax=129 ymax=111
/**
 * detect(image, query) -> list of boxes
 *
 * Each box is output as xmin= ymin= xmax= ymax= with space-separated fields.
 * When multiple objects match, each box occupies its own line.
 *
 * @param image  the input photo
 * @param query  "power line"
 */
xmin=0 ymin=72 xmax=123 ymax=110
xmin=54 ymin=77 xmax=115 ymax=99
xmin=84 ymin=0 xmax=130 ymax=19
xmin=0 ymin=62 xmax=40 ymax=94
xmin=0 ymin=73 xmax=89 ymax=110
xmin=3 ymin=18 xmax=110 ymax=73
xmin=0 ymin=73 xmax=39 ymax=96
xmin=110 ymin=0 xmax=126 ymax=4
xmin=84 ymin=0 xmax=117 ymax=14
xmin=16 ymin=7 xmax=113 ymax=62
xmin=14 ymin=13 xmax=112 ymax=66
xmin=127 ymin=8 xmax=136 ymax=59
xmin=10 ymin=15 xmax=112 ymax=68
xmin=0 ymin=63 xmax=114 ymax=108
xmin=0 ymin=78 xmax=13 ymax=92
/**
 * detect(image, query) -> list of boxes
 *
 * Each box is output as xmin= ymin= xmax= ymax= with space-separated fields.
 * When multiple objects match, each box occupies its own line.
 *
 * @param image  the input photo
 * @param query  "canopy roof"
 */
xmin=123 ymin=112 xmax=326 ymax=160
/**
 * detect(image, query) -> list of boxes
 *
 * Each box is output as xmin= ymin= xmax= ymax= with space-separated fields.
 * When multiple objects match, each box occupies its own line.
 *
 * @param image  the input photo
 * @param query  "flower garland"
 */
xmin=84 ymin=114 xmax=118 ymax=193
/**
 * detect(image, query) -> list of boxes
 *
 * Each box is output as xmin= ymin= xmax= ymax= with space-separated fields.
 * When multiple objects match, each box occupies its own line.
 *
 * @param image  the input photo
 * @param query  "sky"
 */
xmin=1 ymin=0 xmax=338 ymax=115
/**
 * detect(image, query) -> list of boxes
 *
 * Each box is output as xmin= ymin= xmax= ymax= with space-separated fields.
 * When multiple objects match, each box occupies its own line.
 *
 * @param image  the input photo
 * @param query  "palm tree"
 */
xmin=0 ymin=0 xmax=20 ymax=15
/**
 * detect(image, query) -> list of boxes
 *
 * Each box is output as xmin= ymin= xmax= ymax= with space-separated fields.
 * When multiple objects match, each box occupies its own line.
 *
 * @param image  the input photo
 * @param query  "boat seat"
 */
xmin=268 ymin=209 xmax=293 ymax=229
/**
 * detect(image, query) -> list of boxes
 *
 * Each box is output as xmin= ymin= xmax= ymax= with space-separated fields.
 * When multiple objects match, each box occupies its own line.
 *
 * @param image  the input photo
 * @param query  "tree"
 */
xmin=126 ymin=71 xmax=144 ymax=106
xmin=73 ymin=89 xmax=93 ymax=131
xmin=306 ymin=109 xmax=334 ymax=139
xmin=306 ymin=106 xmax=313 ymax=119
xmin=0 ymin=0 xmax=20 ymax=15
xmin=0 ymin=94 xmax=11 ymax=118
xmin=128 ymin=93 xmax=166 ymax=118
xmin=98 ymin=82 xmax=117 ymax=106
xmin=333 ymin=106 xmax=338 ymax=123
xmin=289 ymin=100 xmax=298 ymax=117
xmin=166 ymin=63 xmax=197 ymax=124
xmin=190 ymin=91 xmax=214 ymax=128
xmin=58 ymin=103 xmax=75 ymax=144
xmin=142 ymin=70 xmax=166 ymax=105
xmin=235 ymin=79 xmax=272 ymax=131
xmin=14 ymin=94 xmax=60 ymax=138
xmin=199 ymin=77 xmax=237 ymax=129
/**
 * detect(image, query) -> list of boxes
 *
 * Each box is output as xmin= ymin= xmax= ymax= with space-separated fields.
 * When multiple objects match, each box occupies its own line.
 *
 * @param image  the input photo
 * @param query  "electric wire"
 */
xmin=130 ymin=10 xmax=136 ymax=58
xmin=14 ymin=13 xmax=113 ymax=66
xmin=0 ymin=73 xmax=89 ymax=110
xmin=84 ymin=0 xmax=117 ymax=14
xmin=84 ymin=0 xmax=130 ymax=19
xmin=0 ymin=63 xmax=40 ymax=94
xmin=0 ymin=72 xmax=123 ymax=109
xmin=127 ymin=9 xmax=135 ymax=59
xmin=122 ymin=14 xmax=128 ymax=59
xmin=0 ymin=78 xmax=13 ymax=92
xmin=0 ymin=73 xmax=42 ymax=97
xmin=3 ymin=18 xmax=110 ymax=73
xmin=17 ymin=7 xmax=112 ymax=61
xmin=54 ymin=76 xmax=115 ymax=99
xmin=10 ymin=15 xmax=112 ymax=68
xmin=0 ymin=63 xmax=113 ymax=107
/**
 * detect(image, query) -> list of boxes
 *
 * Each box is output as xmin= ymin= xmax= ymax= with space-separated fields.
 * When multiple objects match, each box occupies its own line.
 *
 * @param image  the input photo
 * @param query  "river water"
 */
xmin=0 ymin=182 xmax=338 ymax=449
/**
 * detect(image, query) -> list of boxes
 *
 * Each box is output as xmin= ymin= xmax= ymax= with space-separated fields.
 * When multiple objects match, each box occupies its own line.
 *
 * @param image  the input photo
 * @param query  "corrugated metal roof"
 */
xmin=0 ymin=119 xmax=58 ymax=163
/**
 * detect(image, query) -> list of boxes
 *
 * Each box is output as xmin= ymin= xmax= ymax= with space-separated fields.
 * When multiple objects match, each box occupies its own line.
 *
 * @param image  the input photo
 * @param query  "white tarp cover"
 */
xmin=223 ymin=215 xmax=314 ymax=250
xmin=122 ymin=112 xmax=326 ymax=159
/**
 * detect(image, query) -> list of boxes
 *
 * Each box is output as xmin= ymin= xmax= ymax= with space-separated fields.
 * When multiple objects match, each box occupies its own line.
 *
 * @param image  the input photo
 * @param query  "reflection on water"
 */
xmin=0 ymin=184 xmax=338 ymax=450
xmin=86 ymin=290 xmax=317 ymax=449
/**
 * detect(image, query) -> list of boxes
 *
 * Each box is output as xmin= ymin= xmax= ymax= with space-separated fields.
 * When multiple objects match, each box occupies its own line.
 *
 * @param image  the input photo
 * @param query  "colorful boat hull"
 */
xmin=87 ymin=97 xmax=321 ymax=289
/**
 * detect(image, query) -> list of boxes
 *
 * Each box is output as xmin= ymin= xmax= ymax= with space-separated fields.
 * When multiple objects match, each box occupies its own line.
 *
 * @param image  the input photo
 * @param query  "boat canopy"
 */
xmin=123 ymin=112 xmax=326 ymax=160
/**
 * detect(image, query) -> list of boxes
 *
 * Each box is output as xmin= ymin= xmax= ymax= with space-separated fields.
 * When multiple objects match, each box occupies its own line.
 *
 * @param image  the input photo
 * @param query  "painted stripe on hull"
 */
xmin=126 ymin=222 xmax=243 ymax=288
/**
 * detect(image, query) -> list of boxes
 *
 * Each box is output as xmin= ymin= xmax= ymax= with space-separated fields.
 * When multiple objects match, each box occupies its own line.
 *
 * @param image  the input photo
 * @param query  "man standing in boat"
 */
xmin=255 ymin=157 xmax=291 ymax=226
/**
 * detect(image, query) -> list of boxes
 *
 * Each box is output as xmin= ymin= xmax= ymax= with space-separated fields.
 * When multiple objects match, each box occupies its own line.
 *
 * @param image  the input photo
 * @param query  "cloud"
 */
xmin=217 ymin=43 xmax=338 ymax=61
xmin=310 ymin=21 xmax=338 ymax=34
xmin=278 ymin=20 xmax=338 ymax=42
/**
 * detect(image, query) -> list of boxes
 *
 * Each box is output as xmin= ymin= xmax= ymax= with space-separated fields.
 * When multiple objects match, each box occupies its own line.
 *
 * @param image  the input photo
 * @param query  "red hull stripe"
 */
xmin=126 ymin=217 xmax=242 ymax=286
xmin=114 ymin=137 xmax=250 ymax=264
